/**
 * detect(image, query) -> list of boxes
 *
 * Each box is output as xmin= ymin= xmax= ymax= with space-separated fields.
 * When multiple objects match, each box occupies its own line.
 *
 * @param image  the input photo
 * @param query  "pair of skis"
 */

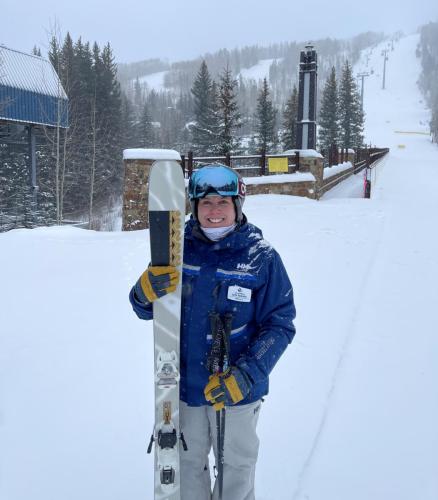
xmin=147 ymin=160 xmax=186 ymax=500
xmin=146 ymin=160 xmax=227 ymax=500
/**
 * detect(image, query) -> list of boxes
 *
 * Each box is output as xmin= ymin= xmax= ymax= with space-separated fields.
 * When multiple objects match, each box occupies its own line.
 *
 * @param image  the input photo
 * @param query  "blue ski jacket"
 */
xmin=129 ymin=216 xmax=296 ymax=406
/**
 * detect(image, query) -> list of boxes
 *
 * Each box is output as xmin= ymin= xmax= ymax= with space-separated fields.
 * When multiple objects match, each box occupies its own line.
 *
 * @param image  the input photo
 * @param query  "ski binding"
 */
xmin=157 ymin=402 xmax=178 ymax=491
xmin=156 ymin=351 xmax=180 ymax=388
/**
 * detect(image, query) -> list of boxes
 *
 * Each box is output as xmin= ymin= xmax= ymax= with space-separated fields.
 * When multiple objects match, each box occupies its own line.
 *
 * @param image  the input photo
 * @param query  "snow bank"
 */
xmin=283 ymin=149 xmax=324 ymax=158
xmin=323 ymin=161 xmax=353 ymax=179
xmin=123 ymin=148 xmax=181 ymax=161
xmin=244 ymin=172 xmax=315 ymax=184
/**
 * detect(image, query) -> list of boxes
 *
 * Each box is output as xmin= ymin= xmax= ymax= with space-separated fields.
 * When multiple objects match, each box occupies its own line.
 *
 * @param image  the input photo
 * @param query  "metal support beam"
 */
xmin=28 ymin=125 xmax=38 ymax=210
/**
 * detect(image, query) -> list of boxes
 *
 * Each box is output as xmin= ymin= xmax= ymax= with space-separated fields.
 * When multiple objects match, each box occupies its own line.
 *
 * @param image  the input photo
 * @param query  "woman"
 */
xmin=130 ymin=164 xmax=296 ymax=500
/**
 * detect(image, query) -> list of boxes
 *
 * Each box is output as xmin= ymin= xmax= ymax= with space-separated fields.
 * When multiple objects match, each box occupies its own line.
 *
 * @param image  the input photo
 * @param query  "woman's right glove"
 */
xmin=204 ymin=367 xmax=253 ymax=411
xmin=134 ymin=265 xmax=180 ymax=304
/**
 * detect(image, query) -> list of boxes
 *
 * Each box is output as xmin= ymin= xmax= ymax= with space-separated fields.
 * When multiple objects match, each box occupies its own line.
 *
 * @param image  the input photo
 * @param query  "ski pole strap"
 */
xmin=222 ymin=313 xmax=233 ymax=371
xmin=206 ymin=312 xmax=233 ymax=374
xmin=207 ymin=313 xmax=224 ymax=374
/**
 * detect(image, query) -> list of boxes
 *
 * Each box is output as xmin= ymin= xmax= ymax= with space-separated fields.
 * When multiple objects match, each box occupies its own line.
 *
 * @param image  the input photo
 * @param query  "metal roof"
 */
xmin=0 ymin=45 xmax=67 ymax=99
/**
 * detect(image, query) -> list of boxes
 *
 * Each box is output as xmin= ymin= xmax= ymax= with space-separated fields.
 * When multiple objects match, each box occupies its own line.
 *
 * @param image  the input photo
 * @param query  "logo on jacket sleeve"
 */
xmin=227 ymin=285 xmax=252 ymax=303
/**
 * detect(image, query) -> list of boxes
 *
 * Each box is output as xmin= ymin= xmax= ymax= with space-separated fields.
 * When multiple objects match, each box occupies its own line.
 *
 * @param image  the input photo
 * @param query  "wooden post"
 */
xmin=225 ymin=152 xmax=231 ymax=167
xmin=260 ymin=150 xmax=266 ymax=176
xmin=180 ymin=154 xmax=186 ymax=177
xmin=188 ymin=151 xmax=193 ymax=178
xmin=295 ymin=151 xmax=300 ymax=172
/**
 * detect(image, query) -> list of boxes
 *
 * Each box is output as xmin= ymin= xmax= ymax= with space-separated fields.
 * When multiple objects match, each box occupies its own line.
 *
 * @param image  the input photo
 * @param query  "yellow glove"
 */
xmin=135 ymin=265 xmax=179 ymax=303
xmin=204 ymin=367 xmax=252 ymax=411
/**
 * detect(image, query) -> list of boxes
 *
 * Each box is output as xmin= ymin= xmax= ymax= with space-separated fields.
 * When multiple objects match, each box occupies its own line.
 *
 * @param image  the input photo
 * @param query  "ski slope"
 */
xmin=1 ymin=34 xmax=438 ymax=500
xmin=138 ymin=70 xmax=168 ymax=92
xmin=239 ymin=58 xmax=281 ymax=82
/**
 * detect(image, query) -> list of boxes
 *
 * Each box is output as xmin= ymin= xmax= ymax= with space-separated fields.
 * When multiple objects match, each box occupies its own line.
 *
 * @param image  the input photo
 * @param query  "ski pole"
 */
xmin=208 ymin=313 xmax=225 ymax=499
xmin=218 ymin=407 xmax=226 ymax=499
xmin=207 ymin=312 xmax=233 ymax=500
xmin=216 ymin=409 xmax=224 ymax=500
xmin=217 ymin=313 xmax=232 ymax=500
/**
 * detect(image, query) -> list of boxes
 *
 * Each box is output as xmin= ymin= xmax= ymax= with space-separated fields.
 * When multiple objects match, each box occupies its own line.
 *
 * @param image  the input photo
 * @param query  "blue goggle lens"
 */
xmin=189 ymin=166 xmax=239 ymax=199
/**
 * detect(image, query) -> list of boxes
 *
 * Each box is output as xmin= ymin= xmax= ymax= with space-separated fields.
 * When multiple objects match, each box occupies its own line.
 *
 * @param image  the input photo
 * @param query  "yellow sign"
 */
xmin=268 ymin=157 xmax=288 ymax=173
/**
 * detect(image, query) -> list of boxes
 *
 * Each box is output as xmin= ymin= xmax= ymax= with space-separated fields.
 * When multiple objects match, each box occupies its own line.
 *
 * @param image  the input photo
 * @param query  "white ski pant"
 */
xmin=179 ymin=400 xmax=261 ymax=500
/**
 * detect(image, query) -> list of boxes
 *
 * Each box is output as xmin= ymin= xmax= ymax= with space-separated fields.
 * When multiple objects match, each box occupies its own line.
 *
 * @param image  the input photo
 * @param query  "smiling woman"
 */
xmin=130 ymin=163 xmax=297 ymax=499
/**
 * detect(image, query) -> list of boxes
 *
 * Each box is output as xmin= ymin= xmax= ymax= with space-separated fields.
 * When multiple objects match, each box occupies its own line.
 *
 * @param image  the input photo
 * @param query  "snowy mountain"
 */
xmin=134 ymin=58 xmax=284 ymax=93
xmin=1 ymin=33 xmax=438 ymax=500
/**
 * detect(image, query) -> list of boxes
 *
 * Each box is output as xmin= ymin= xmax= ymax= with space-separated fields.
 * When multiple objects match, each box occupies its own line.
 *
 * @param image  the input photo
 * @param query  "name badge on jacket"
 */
xmin=227 ymin=285 xmax=252 ymax=303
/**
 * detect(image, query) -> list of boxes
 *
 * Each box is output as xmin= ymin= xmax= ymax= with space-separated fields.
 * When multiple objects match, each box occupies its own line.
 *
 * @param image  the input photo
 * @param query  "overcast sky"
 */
xmin=2 ymin=0 xmax=437 ymax=63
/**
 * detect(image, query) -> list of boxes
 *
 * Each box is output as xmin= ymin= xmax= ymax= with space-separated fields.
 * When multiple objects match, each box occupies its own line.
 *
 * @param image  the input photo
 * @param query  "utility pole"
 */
xmin=381 ymin=49 xmax=389 ymax=90
xmin=356 ymin=72 xmax=369 ymax=110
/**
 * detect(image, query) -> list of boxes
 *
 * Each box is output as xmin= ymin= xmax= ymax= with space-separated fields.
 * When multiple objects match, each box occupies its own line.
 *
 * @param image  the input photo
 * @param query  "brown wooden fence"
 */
xmin=180 ymin=151 xmax=301 ymax=178
xmin=318 ymin=147 xmax=389 ymax=197
xmin=180 ymin=146 xmax=388 ymax=178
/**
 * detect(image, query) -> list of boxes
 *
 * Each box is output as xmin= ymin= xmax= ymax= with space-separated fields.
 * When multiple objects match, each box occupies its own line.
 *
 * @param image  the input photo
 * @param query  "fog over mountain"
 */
xmin=1 ymin=0 xmax=437 ymax=62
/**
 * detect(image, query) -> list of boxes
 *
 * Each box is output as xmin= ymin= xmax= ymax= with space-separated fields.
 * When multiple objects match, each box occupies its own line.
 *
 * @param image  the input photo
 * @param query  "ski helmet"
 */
xmin=188 ymin=164 xmax=246 ymax=223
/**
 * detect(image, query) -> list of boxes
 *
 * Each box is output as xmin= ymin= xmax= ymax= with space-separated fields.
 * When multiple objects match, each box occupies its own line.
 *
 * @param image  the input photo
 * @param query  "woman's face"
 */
xmin=197 ymin=195 xmax=236 ymax=228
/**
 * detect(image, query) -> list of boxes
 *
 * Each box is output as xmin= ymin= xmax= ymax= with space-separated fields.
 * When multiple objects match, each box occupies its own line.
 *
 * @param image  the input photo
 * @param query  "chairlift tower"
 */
xmin=381 ymin=48 xmax=389 ymax=90
xmin=296 ymin=44 xmax=318 ymax=150
xmin=356 ymin=72 xmax=369 ymax=110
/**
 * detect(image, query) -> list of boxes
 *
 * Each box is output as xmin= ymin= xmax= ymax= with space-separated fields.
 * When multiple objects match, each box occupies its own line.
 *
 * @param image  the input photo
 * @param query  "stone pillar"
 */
xmin=122 ymin=149 xmax=182 ymax=231
xmin=309 ymin=157 xmax=324 ymax=199
xmin=297 ymin=151 xmax=324 ymax=199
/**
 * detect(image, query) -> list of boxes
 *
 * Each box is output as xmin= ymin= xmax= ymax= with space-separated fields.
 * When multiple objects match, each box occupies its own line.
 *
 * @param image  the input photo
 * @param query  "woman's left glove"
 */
xmin=204 ymin=367 xmax=253 ymax=411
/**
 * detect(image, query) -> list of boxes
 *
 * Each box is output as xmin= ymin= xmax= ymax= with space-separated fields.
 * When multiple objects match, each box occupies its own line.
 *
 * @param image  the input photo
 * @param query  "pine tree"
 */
xmin=190 ymin=60 xmax=219 ymax=154
xmin=318 ymin=67 xmax=340 ymax=150
xmin=139 ymin=103 xmax=154 ymax=147
xmin=217 ymin=66 xmax=241 ymax=154
xmin=338 ymin=60 xmax=364 ymax=150
xmin=48 ymin=36 xmax=61 ymax=75
xmin=92 ymin=42 xmax=123 ymax=209
xmin=133 ymin=77 xmax=144 ymax=118
xmin=120 ymin=92 xmax=137 ymax=149
xmin=255 ymin=78 xmax=277 ymax=152
xmin=46 ymin=36 xmax=123 ymax=221
xmin=32 ymin=46 xmax=42 ymax=57
xmin=282 ymin=84 xmax=298 ymax=150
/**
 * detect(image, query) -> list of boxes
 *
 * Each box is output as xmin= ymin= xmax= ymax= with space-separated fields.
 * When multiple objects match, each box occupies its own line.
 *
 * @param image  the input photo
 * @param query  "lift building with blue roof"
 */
xmin=0 ymin=45 xmax=68 ymax=127
xmin=0 ymin=45 xmax=68 ymax=221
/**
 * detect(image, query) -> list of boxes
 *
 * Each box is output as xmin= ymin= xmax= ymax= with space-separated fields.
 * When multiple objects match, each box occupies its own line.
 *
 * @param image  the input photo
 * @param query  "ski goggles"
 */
xmin=188 ymin=165 xmax=245 ymax=199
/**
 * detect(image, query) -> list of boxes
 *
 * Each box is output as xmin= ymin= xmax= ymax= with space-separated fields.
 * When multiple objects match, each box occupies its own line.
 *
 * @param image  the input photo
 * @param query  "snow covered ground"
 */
xmin=1 ymin=34 xmax=438 ymax=500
